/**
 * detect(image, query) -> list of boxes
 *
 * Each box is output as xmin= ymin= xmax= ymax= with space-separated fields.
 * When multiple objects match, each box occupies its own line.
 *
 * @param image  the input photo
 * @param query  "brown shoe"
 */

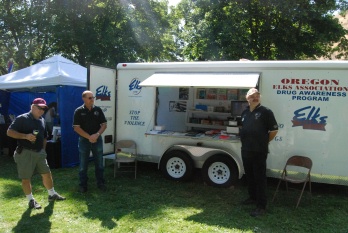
xmin=250 ymin=208 xmax=266 ymax=217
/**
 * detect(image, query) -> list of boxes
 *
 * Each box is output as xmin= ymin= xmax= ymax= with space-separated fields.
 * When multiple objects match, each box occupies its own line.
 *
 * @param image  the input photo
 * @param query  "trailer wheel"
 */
xmin=202 ymin=154 xmax=238 ymax=188
xmin=160 ymin=151 xmax=193 ymax=181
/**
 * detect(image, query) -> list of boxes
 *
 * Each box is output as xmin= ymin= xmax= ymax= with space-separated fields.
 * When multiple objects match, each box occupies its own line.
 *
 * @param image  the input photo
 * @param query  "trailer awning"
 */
xmin=139 ymin=73 xmax=260 ymax=88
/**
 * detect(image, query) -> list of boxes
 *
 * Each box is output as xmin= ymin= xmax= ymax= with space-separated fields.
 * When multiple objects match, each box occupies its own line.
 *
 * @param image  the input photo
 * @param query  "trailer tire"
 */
xmin=160 ymin=151 xmax=193 ymax=181
xmin=202 ymin=154 xmax=238 ymax=188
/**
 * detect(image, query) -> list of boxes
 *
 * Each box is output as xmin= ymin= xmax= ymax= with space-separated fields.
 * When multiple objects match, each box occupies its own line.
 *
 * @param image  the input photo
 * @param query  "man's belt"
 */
xmin=16 ymin=146 xmax=41 ymax=153
xmin=23 ymin=147 xmax=41 ymax=152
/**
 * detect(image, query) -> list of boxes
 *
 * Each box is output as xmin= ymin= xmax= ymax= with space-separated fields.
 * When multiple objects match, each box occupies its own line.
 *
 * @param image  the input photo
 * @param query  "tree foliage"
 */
xmin=0 ymin=0 xmax=177 ymax=72
xmin=175 ymin=0 xmax=348 ymax=60
xmin=0 ymin=0 xmax=53 ymax=72
xmin=0 ymin=0 xmax=347 ymax=75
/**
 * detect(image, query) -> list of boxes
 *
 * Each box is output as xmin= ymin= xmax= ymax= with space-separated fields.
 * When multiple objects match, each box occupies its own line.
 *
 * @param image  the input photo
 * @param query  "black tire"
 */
xmin=202 ymin=154 xmax=238 ymax=188
xmin=160 ymin=150 xmax=194 ymax=181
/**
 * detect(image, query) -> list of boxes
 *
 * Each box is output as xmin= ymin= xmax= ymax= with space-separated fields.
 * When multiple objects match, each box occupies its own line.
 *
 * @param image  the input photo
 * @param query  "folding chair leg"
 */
xmin=114 ymin=161 xmax=137 ymax=178
xmin=134 ymin=161 xmax=137 ymax=179
xmin=309 ymin=180 xmax=312 ymax=205
xmin=114 ymin=162 xmax=120 ymax=178
xmin=114 ymin=163 xmax=116 ymax=178
xmin=296 ymin=182 xmax=308 ymax=208
xmin=272 ymin=179 xmax=282 ymax=202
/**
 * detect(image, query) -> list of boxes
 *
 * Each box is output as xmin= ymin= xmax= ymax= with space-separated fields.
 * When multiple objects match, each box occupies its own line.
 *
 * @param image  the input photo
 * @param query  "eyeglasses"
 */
xmin=87 ymin=96 xmax=96 ymax=100
xmin=248 ymin=94 xmax=260 ymax=99
xmin=35 ymin=105 xmax=46 ymax=111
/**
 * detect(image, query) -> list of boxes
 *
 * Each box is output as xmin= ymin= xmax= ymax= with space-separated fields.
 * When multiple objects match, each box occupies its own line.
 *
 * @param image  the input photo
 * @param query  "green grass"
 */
xmin=1 ymin=154 xmax=348 ymax=233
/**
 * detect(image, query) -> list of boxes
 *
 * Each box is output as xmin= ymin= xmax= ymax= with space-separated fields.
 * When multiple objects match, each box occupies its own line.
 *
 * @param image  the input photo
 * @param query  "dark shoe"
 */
xmin=48 ymin=193 xmax=66 ymax=202
xmin=98 ymin=184 xmax=107 ymax=192
xmin=78 ymin=186 xmax=87 ymax=193
xmin=242 ymin=198 xmax=256 ymax=205
xmin=29 ymin=199 xmax=42 ymax=209
xmin=250 ymin=208 xmax=266 ymax=217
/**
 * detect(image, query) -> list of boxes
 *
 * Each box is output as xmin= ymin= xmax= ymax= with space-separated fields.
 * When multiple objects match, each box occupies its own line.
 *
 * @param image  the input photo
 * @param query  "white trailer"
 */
xmin=89 ymin=61 xmax=348 ymax=187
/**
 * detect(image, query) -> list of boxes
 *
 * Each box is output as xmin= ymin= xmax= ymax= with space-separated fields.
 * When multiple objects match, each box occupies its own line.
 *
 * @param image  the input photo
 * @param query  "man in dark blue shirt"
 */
xmin=240 ymin=88 xmax=278 ymax=217
xmin=73 ymin=90 xmax=107 ymax=193
xmin=7 ymin=98 xmax=66 ymax=209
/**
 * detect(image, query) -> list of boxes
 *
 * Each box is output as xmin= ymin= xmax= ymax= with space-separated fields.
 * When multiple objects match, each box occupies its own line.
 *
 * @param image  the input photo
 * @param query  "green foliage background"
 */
xmin=0 ymin=0 xmax=347 ymax=74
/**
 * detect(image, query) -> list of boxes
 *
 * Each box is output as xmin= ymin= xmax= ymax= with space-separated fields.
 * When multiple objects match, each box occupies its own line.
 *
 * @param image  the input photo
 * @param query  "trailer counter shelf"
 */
xmin=145 ymin=130 xmax=240 ymax=141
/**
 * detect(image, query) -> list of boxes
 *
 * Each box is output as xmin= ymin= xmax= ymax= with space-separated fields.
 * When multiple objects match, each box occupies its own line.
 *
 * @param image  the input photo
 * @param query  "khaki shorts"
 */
xmin=13 ymin=148 xmax=50 ymax=179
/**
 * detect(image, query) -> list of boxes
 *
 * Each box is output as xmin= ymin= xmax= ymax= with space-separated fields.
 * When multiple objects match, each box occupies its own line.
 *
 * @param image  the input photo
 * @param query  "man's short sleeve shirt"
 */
xmin=240 ymin=105 xmax=278 ymax=153
xmin=8 ymin=112 xmax=47 ymax=150
xmin=73 ymin=105 xmax=107 ymax=135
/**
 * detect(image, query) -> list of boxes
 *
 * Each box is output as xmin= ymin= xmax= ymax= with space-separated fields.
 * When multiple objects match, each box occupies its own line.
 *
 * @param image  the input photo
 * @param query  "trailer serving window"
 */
xmin=140 ymin=72 xmax=260 ymax=132
xmin=139 ymin=73 xmax=260 ymax=88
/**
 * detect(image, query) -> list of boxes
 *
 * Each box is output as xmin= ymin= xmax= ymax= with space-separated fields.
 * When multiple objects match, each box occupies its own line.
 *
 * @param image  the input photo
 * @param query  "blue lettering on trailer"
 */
xmin=292 ymin=106 xmax=328 ymax=131
xmin=124 ymin=110 xmax=145 ymax=126
xmin=129 ymin=78 xmax=142 ymax=95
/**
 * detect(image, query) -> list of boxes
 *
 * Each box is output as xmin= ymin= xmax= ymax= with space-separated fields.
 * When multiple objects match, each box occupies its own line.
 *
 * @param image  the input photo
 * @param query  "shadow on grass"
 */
xmin=0 ymin=154 xmax=17 ymax=180
xmin=2 ymin=154 xmax=348 ymax=232
xmin=97 ymin=162 xmax=256 ymax=231
xmin=80 ymin=190 xmax=119 ymax=229
xmin=12 ymin=201 xmax=54 ymax=233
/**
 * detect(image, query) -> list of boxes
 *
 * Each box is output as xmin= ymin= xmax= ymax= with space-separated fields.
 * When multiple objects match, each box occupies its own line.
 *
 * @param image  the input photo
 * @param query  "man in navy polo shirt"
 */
xmin=240 ymin=88 xmax=278 ymax=217
xmin=7 ymin=98 xmax=66 ymax=209
xmin=73 ymin=90 xmax=107 ymax=193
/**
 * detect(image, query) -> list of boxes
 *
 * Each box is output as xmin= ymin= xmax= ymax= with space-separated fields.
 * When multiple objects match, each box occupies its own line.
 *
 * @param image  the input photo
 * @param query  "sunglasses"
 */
xmin=35 ymin=105 xmax=46 ymax=111
xmin=87 ymin=96 xmax=96 ymax=100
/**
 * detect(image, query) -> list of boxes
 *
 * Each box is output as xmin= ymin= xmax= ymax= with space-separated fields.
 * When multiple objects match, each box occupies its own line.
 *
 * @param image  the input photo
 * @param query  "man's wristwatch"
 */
xmin=97 ymin=132 xmax=100 ymax=136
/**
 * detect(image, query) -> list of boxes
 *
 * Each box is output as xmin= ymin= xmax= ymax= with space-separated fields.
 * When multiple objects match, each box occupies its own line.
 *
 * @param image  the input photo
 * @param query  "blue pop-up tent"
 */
xmin=0 ymin=55 xmax=87 ymax=167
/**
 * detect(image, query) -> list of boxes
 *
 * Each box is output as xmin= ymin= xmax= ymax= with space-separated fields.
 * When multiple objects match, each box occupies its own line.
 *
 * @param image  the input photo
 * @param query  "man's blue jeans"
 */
xmin=78 ymin=136 xmax=105 ymax=188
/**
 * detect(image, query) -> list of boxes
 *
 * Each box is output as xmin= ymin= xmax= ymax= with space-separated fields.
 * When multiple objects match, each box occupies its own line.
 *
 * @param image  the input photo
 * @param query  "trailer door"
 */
xmin=88 ymin=64 xmax=116 ymax=154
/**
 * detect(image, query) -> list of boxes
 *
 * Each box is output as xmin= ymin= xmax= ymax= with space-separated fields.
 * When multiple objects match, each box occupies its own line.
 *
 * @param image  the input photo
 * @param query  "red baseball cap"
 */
xmin=32 ymin=98 xmax=48 ymax=108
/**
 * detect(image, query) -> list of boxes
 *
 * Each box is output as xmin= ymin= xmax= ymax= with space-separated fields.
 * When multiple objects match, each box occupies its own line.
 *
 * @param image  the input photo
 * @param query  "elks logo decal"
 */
xmin=129 ymin=78 xmax=142 ymax=95
xmin=95 ymin=85 xmax=111 ymax=101
xmin=292 ymin=106 xmax=327 ymax=131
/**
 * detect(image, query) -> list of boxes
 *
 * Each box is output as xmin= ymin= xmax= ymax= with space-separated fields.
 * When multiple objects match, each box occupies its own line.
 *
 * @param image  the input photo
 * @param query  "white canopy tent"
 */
xmin=0 ymin=55 xmax=87 ymax=168
xmin=0 ymin=55 xmax=86 ymax=91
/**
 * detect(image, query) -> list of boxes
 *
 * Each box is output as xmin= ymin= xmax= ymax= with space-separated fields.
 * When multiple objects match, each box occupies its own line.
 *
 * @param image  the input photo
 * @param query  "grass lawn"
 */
xmin=1 ymin=153 xmax=348 ymax=233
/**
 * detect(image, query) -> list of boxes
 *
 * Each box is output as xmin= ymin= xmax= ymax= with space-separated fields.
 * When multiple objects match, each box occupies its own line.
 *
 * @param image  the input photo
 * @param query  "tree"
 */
xmin=0 ymin=0 xmax=347 ymax=75
xmin=47 ymin=0 xmax=177 ymax=66
xmin=0 ymin=0 xmax=53 ymax=74
xmin=0 ymin=0 xmax=178 ymax=72
xmin=174 ymin=0 xmax=348 ymax=60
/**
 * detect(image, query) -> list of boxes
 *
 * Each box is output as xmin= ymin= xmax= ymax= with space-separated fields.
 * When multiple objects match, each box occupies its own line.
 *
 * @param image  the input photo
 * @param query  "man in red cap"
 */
xmin=7 ymin=98 xmax=66 ymax=209
xmin=240 ymin=88 xmax=278 ymax=217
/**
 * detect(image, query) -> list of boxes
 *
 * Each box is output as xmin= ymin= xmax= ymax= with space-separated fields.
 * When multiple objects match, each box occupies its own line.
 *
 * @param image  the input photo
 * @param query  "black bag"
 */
xmin=15 ymin=146 xmax=23 ymax=154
